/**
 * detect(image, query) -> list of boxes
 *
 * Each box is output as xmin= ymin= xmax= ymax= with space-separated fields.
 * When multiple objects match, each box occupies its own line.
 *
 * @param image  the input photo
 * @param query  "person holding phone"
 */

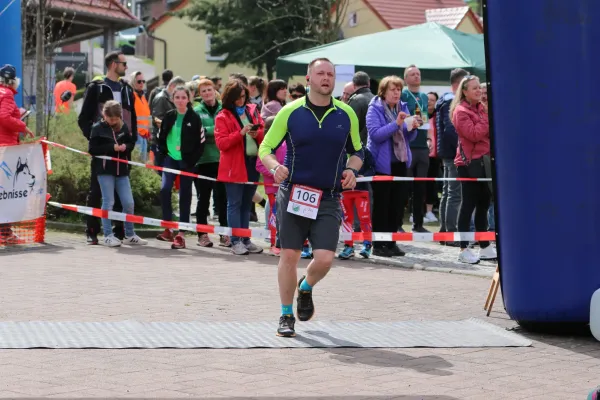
xmin=215 ymin=79 xmax=265 ymax=256
xmin=88 ymin=101 xmax=147 ymax=247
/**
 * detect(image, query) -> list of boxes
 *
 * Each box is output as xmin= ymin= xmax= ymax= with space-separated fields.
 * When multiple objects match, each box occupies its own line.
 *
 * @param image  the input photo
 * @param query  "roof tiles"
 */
xmin=365 ymin=0 xmax=467 ymax=29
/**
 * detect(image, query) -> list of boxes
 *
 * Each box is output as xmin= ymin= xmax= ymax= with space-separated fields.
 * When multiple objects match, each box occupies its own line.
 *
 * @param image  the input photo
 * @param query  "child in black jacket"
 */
xmin=89 ymin=100 xmax=147 ymax=247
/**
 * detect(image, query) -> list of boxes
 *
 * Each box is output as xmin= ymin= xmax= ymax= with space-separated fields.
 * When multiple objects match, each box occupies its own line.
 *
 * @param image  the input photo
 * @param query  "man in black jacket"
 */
xmin=435 ymin=68 xmax=469 ymax=244
xmin=347 ymin=71 xmax=374 ymax=145
xmin=78 ymin=51 xmax=138 ymax=245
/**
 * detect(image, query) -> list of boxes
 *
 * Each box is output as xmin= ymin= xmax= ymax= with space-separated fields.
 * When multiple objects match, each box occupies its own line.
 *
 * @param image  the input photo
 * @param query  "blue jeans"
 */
xmin=160 ymin=156 xmax=195 ymax=228
xmin=97 ymin=175 xmax=135 ymax=237
xmin=136 ymin=136 xmax=148 ymax=162
xmin=225 ymin=183 xmax=257 ymax=245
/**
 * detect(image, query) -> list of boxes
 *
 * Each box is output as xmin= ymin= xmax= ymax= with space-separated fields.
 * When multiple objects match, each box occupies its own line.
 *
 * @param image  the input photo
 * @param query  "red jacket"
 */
xmin=0 ymin=85 xmax=26 ymax=145
xmin=214 ymin=104 xmax=265 ymax=183
xmin=452 ymin=100 xmax=490 ymax=167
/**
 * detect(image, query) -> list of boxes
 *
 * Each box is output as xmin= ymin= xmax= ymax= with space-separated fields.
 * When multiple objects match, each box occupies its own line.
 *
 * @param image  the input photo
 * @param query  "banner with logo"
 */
xmin=0 ymin=143 xmax=47 ymax=224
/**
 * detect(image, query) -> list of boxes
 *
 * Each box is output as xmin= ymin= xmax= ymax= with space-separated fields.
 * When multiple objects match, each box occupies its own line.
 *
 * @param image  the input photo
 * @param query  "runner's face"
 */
xmin=307 ymin=61 xmax=335 ymax=96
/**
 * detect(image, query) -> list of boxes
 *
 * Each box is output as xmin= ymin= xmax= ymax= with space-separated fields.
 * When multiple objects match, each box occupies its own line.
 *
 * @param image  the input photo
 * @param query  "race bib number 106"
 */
xmin=287 ymin=185 xmax=323 ymax=220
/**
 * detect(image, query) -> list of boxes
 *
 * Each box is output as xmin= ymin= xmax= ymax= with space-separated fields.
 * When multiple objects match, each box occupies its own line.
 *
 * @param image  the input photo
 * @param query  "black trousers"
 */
xmin=193 ymin=162 xmax=228 ymax=236
xmin=425 ymin=157 xmax=441 ymax=205
xmin=86 ymin=161 xmax=123 ymax=237
xmin=372 ymin=162 xmax=408 ymax=249
xmin=405 ymin=148 xmax=429 ymax=227
xmin=457 ymin=158 xmax=491 ymax=249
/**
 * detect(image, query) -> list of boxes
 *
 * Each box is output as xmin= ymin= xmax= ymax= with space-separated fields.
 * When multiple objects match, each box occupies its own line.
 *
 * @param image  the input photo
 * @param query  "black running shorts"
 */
xmin=276 ymin=186 xmax=342 ymax=252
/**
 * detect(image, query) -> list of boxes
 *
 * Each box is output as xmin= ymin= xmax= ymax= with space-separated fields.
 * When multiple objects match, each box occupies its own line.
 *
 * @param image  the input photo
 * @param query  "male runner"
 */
xmin=258 ymin=58 xmax=364 ymax=337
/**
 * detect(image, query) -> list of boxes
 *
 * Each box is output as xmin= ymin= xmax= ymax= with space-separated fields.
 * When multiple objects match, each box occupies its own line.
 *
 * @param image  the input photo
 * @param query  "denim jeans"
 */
xmin=136 ymin=136 xmax=148 ymax=162
xmin=97 ymin=175 xmax=135 ymax=238
xmin=160 ymin=156 xmax=195 ymax=228
xmin=439 ymin=158 xmax=461 ymax=232
xmin=225 ymin=183 xmax=257 ymax=245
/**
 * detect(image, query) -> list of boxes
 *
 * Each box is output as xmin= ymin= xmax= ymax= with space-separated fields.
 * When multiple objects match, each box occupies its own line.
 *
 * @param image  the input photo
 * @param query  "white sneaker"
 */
xmin=424 ymin=212 xmax=438 ymax=223
xmin=458 ymin=248 xmax=480 ymax=264
xmin=231 ymin=241 xmax=249 ymax=255
xmin=123 ymin=235 xmax=148 ymax=246
xmin=103 ymin=234 xmax=122 ymax=247
xmin=479 ymin=245 xmax=497 ymax=261
xmin=245 ymin=241 xmax=264 ymax=254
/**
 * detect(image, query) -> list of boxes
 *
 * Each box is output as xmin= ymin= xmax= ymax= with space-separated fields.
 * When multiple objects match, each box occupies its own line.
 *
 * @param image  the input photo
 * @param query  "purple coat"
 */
xmin=366 ymin=96 xmax=418 ymax=175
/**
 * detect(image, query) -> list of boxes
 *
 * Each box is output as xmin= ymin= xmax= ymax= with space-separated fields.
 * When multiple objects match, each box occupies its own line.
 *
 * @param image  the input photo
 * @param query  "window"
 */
xmin=206 ymin=34 xmax=226 ymax=62
xmin=348 ymin=11 xmax=358 ymax=27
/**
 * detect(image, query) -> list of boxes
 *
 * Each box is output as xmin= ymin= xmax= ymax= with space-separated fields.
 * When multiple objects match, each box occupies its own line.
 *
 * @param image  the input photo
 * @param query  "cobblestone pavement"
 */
xmin=0 ymin=232 xmax=597 ymax=399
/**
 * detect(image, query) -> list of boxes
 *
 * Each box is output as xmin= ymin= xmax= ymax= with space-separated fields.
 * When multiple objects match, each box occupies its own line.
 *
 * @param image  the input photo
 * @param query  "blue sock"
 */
xmin=299 ymin=278 xmax=313 ymax=292
xmin=281 ymin=304 xmax=293 ymax=316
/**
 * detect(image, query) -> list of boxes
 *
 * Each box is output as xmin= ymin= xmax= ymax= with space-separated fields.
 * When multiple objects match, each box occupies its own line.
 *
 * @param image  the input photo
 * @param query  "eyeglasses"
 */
xmin=137 ymin=80 xmax=145 ymax=84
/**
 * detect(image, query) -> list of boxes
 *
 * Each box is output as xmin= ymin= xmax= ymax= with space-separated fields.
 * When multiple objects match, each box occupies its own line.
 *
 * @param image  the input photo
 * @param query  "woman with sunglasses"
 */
xmin=288 ymin=83 xmax=306 ymax=101
xmin=450 ymin=75 xmax=497 ymax=264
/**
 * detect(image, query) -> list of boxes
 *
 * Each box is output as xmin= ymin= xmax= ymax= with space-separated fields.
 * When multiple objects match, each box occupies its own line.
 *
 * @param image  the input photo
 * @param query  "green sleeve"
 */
xmin=258 ymin=103 xmax=295 ymax=160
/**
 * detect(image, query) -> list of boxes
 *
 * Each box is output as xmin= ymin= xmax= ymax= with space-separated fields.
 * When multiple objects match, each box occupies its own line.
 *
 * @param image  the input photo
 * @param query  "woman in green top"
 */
xmin=156 ymin=86 xmax=206 ymax=249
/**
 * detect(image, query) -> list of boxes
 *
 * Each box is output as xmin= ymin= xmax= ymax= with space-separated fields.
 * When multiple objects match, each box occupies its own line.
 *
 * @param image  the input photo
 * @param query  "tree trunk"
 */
xmin=266 ymin=62 xmax=274 ymax=81
xmin=35 ymin=0 xmax=45 ymax=137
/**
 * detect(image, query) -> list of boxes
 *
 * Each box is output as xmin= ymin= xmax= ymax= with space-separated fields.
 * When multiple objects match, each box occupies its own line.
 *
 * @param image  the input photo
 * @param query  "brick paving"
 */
xmin=0 ymin=231 xmax=597 ymax=399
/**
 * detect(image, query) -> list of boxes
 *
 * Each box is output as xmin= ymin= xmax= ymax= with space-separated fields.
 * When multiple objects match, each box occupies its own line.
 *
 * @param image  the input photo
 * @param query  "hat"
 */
xmin=192 ymin=75 xmax=200 ymax=81
xmin=0 ymin=64 xmax=16 ymax=80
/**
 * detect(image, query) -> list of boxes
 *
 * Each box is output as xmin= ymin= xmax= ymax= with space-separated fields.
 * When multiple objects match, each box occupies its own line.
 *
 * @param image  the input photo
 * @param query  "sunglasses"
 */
xmin=115 ymin=61 xmax=127 ymax=67
xmin=290 ymin=94 xmax=302 ymax=99
xmin=137 ymin=80 xmax=145 ymax=84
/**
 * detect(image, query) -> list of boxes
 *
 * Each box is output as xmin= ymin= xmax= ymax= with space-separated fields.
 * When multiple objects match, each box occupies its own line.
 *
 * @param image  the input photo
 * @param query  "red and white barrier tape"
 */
xmin=42 ymin=140 xmax=492 ymax=183
xmin=48 ymin=201 xmax=496 ymax=242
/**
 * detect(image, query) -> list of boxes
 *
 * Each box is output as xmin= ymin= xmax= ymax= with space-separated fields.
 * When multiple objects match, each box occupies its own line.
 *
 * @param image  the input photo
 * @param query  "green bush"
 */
xmin=38 ymin=113 xmax=168 ymax=222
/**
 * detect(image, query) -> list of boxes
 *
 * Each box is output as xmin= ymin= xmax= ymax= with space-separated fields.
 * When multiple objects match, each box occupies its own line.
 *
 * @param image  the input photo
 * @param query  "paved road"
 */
xmin=0 ymin=231 xmax=597 ymax=399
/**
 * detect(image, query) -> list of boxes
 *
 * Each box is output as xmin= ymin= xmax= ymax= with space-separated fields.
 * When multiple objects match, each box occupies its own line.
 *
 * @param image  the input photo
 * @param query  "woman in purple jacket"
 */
xmin=366 ymin=76 xmax=419 ymax=257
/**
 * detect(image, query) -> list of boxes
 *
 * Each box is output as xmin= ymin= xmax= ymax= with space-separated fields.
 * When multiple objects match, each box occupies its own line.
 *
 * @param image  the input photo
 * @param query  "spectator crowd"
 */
xmin=0 ymin=50 xmax=495 ymax=264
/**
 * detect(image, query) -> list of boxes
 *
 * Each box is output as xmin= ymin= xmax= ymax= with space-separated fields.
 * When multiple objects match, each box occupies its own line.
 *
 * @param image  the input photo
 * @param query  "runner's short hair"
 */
xmin=307 ymin=57 xmax=333 ymax=75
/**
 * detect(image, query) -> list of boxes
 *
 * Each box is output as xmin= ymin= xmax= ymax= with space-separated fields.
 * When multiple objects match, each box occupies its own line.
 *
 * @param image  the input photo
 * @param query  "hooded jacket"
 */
xmin=435 ymin=92 xmax=459 ymax=159
xmin=78 ymin=78 xmax=138 ymax=143
xmin=0 ymin=85 xmax=26 ymax=145
xmin=88 ymin=120 xmax=135 ymax=177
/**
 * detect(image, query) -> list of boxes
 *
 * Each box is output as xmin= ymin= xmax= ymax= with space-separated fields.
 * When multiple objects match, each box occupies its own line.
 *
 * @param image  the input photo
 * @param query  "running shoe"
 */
xmin=338 ymin=245 xmax=355 ymax=260
xmin=276 ymin=315 xmax=296 ymax=337
xmin=244 ymin=241 xmax=264 ymax=254
xmin=123 ymin=235 xmax=148 ymax=245
xmin=219 ymin=235 xmax=231 ymax=247
xmin=301 ymin=246 xmax=313 ymax=259
xmin=171 ymin=233 xmax=186 ymax=249
xmin=197 ymin=233 xmax=213 ymax=247
xmin=359 ymin=243 xmax=372 ymax=259
xmin=296 ymin=276 xmax=315 ymax=321
xmin=103 ymin=234 xmax=122 ymax=248
xmin=156 ymin=229 xmax=174 ymax=242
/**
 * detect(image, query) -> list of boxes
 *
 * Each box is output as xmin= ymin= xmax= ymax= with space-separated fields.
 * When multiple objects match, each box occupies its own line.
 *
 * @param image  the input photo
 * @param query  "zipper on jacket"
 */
xmin=303 ymin=104 xmax=337 ymax=128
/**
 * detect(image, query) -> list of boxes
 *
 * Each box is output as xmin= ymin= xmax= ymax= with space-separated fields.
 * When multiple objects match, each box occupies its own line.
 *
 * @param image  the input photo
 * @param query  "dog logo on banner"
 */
xmin=0 ymin=143 xmax=47 ymax=224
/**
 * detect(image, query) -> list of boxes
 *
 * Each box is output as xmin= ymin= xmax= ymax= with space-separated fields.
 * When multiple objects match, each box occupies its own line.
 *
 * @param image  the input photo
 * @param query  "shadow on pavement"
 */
xmin=294 ymin=330 xmax=453 ymax=376
xmin=0 ymin=242 xmax=73 ymax=255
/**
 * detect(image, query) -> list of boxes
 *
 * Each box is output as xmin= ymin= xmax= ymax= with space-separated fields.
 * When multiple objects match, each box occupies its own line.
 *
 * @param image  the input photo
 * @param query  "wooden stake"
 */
xmin=484 ymin=265 xmax=500 ymax=316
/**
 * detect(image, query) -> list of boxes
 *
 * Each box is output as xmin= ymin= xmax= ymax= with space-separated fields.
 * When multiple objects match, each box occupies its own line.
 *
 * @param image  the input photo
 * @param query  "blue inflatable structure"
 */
xmin=0 ymin=0 xmax=22 ymax=106
xmin=485 ymin=0 xmax=600 ymax=323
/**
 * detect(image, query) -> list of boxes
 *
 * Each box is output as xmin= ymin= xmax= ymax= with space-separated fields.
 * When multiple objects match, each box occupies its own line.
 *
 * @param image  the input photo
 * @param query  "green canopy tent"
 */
xmin=276 ymin=22 xmax=486 ymax=84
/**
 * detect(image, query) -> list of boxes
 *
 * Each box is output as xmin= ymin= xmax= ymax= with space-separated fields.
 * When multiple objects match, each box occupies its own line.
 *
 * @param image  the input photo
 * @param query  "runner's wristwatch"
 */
xmin=344 ymin=167 xmax=359 ymax=177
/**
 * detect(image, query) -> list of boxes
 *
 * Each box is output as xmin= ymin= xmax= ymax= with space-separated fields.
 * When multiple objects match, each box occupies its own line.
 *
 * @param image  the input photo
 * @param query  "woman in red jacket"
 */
xmin=215 ymin=79 xmax=265 ymax=256
xmin=450 ymin=75 xmax=496 ymax=265
xmin=0 ymin=64 xmax=33 ymax=244
xmin=0 ymin=64 xmax=32 ymax=146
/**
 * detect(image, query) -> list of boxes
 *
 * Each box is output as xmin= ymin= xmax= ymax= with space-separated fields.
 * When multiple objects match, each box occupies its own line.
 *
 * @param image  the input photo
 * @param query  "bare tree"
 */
xmin=22 ymin=0 xmax=76 ymax=137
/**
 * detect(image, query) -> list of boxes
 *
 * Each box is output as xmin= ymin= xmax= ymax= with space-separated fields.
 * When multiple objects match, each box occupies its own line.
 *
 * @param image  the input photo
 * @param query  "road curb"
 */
xmin=46 ymin=221 xmax=495 ymax=278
